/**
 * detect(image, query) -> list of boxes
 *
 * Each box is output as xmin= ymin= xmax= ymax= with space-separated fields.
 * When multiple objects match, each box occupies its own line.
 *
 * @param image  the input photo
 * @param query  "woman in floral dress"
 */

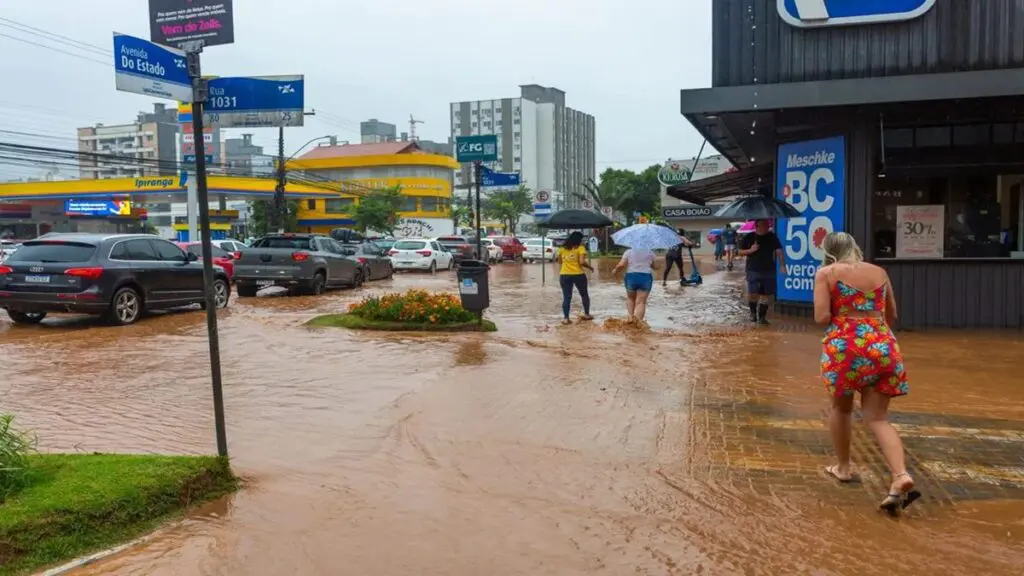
xmin=813 ymin=232 xmax=921 ymax=513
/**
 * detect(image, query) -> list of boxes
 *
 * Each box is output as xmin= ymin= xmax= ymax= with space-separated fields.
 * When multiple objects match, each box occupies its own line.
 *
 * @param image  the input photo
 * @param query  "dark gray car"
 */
xmin=0 ymin=233 xmax=230 ymax=326
xmin=233 ymin=233 xmax=361 ymax=297
xmin=338 ymin=241 xmax=394 ymax=281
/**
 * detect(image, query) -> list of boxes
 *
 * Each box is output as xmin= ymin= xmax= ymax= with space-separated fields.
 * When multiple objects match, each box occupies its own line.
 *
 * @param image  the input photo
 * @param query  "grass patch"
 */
xmin=0 ymin=453 xmax=237 ymax=576
xmin=308 ymin=313 xmax=497 ymax=332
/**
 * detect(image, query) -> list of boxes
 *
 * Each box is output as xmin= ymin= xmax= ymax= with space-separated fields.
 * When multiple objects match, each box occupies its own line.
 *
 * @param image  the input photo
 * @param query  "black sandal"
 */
xmin=879 ymin=472 xmax=921 ymax=515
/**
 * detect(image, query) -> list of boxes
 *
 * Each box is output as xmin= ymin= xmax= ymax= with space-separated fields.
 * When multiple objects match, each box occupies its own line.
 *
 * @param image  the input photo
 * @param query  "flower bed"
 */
xmin=308 ymin=290 xmax=496 ymax=332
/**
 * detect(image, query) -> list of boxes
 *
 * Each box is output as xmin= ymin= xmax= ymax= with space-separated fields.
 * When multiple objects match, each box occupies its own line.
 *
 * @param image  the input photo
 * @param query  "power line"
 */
xmin=0 ymin=32 xmax=108 ymax=66
xmin=0 ymin=17 xmax=110 ymax=56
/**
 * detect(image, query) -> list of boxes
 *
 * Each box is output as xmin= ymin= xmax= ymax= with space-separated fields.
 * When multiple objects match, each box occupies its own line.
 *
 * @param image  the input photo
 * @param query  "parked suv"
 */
xmin=433 ymin=236 xmax=478 ymax=262
xmin=490 ymin=236 xmax=526 ymax=261
xmin=0 ymin=234 xmax=230 ymax=326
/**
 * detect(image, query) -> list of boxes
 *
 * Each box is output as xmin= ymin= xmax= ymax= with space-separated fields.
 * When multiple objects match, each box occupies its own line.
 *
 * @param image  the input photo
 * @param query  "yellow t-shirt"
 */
xmin=558 ymin=245 xmax=587 ymax=275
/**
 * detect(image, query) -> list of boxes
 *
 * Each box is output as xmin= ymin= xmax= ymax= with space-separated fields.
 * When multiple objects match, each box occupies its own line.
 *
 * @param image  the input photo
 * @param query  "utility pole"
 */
xmin=272 ymin=110 xmax=317 ymax=234
xmin=474 ymin=160 xmax=483 ymax=259
xmin=183 ymin=41 xmax=228 ymax=459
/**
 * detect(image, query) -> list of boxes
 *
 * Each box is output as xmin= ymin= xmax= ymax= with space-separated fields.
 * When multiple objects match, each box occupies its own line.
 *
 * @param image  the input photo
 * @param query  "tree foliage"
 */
xmin=247 ymin=200 xmax=299 ymax=236
xmin=353 ymin=186 xmax=404 ymax=234
xmin=575 ymin=165 xmax=663 ymax=225
xmin=483 ymin=185 xmax=534 ymax=234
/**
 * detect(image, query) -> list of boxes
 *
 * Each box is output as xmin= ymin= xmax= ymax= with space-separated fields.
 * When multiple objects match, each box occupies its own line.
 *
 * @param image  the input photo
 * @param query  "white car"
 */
xmin=388 ymin=238 xmax=454 ymax=272
xmin=213 ymin=238 xmax=249 ymax=253
xmin=522 ymin=237 xmax=556 ymax=262
xmin=480 ymin=238 xmax=504 ymax=263
xmin=0 ymin=240 xmax=20 ymax=263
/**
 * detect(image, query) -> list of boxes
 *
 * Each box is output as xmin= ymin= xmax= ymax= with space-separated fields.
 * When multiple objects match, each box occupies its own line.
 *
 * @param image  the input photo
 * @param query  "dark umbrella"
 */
xmin=713 ymin=195 xmax=801 ymax=220
xmin=537 ymin=209 xmax=613 ymax=230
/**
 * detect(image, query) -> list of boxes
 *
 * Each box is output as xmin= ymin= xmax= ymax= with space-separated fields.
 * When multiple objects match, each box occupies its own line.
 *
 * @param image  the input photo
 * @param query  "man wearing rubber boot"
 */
xmin=738 ymin=220 xmax=785 ymax=325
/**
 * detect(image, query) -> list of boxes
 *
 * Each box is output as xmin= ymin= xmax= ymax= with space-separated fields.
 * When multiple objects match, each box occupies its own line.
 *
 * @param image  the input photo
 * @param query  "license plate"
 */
xmin=24 ymin=275 xmax=51 ymax=283
xmin=398 ymin=261 xmax=415 ymax=265
xmin=256 ymin=280 xmax=275 ymax=287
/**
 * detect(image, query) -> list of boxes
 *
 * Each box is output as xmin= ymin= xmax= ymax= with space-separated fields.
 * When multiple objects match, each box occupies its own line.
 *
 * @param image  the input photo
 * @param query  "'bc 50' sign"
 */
xmin=775 ymin=135 xmax=846 ymax=303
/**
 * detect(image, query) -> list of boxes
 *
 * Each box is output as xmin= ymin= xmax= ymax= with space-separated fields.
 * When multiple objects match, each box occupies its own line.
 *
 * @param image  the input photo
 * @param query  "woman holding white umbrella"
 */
xmin=611 ymin=223 xmax=687 ymax=324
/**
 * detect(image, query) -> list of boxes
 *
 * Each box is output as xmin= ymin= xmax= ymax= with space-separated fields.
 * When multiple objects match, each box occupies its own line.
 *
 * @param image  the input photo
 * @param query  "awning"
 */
xmin=665 ymin=163 xmax=773 ymax=206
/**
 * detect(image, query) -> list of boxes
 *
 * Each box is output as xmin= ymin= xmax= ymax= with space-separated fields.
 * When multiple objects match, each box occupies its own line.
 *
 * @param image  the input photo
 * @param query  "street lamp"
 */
xmin=272 ymin=128 xmax=333 ymax=232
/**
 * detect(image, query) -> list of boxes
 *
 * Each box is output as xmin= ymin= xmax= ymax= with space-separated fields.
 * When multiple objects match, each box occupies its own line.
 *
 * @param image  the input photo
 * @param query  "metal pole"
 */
xmin=186 ymin=47 xmax=228 ymax=459
xmin=275 ymin=125 xmax=286 ymax=233
xmin=541 ymin=228 xmax=546 ymax=286
xmin=474 ymin=161 xmax=482 ymax=259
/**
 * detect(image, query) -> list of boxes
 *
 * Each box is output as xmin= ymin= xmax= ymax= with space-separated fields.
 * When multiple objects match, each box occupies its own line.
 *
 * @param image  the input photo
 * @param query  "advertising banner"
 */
xmin=896 ymin=205 xmax=944 ymax=258
xmin=776 ymin=135 xmax=846 ymax=302
xmin=65 ymin=199 xmax=133 ymax=217
xmin=149 ymin=0 xmax=234 ymax=48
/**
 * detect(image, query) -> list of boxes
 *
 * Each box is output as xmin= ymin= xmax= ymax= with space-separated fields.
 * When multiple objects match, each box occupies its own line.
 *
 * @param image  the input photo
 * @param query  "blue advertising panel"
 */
xmin=778 ymin=0 xmax=936 ymax=28
xmin=65 ymin=199 xmax=133 ymax=217
xmin=113 ymin=33 xmax=192 ymax=102
xmin=456 ymin=135 xmax=498 ymax=163
xmin=480 ymin=166 xmax=521 ymax=188
xmin=775 ymin=135 xmax=846 ymax=302
xmin=203 ymin=75 xmax=304 ymax=128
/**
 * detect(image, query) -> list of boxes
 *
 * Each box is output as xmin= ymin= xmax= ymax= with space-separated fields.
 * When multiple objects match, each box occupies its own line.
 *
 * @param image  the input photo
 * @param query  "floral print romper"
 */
xmin=820 ymin=281 xmax=909 ymax=398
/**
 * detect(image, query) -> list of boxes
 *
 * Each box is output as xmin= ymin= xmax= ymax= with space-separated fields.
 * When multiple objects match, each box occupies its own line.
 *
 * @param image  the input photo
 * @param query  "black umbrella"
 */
xmin=537 ymin=209 xmax=613 ymax=230
xmin=713 ymin=195 xmax=801 ymax=220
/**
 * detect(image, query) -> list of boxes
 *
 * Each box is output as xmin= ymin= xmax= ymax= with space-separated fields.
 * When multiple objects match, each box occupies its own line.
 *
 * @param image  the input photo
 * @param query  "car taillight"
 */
xmin=292 ymin=251 xmax=311 ymax=262
xmin=356 ymin=257 xmax=368 ymax=264
xmin=388 ymin=250 xmax=398 ymax=256
xmin=233 ymin=251 xmax=242 ymax=260
xmin=0 ymin=266 xmax=12 ymax=275
xmin=64 ymin=267 xmax=105 ymax=280
xmin=458 ymin=244 xmax=469 ymax=249
xmin=416 ymin=250 xmax=432 ymax=257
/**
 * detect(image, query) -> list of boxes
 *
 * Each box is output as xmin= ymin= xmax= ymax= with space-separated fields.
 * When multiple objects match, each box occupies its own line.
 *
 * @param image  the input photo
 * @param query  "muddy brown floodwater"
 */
xmin=2 ymin=261 xmax=1023 ymax=575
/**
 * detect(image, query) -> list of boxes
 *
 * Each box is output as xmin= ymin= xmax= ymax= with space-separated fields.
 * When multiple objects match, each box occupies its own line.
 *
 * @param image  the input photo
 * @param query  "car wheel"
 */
xmin=386 ymin=263 xmax=394 ymax=278
xmin=447 ymin=258 xmax=454 ymax=271
xmin=201 ymin=278 xmax=230 ymax=310
xmin=308 ymin=272 xmax=326 ymax=296
xmin=237 ymin=284 xmax=258 ymax=298
xmin=6 ymin=310 xmax=46 ymax=325
xmin=429 ymin=261 xmax=437 ymax=274
xmin=109 ymin=287 xmax=142 ymax=326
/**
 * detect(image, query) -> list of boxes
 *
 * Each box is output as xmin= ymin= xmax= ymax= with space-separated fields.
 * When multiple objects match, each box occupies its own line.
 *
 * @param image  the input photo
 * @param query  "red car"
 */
xmin=175 ymin=242 xmax=235 ymax=279
xmin=489 ymin=236 xmax=526 ymax=261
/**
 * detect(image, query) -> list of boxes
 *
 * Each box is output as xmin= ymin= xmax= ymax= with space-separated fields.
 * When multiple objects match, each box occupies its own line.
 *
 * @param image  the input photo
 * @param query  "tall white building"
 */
xmin=449 ymin=84 xmax=596 ymax=212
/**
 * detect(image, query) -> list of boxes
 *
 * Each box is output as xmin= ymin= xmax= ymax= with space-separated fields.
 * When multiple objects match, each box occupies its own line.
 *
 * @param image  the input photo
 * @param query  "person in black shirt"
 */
xmin=738 ymin=220 xmax=785 ymax=324
xmin=662 ymin=227 xmax=693 ymax=287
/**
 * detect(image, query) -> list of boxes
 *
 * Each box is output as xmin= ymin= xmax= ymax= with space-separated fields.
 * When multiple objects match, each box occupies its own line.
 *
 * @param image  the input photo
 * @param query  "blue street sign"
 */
xmin=456 ymin=135 xmax=498 ymax=163
xmin=203 ymin=75 xmax=305 ymax=128
xmin=775 ymin=135 xmax=846 ymax=303
xmin=533 ymin=203 xmax=552 ymax=216
xmin=183 ymin=154 xmax=214 ymax=164
xmin=480 ymin=165 xmax=521 ymax=188
xmin=778 ymin=0 xmax=936 ymax=27
xmin=113 ymin=33 xmax=192 ymax=102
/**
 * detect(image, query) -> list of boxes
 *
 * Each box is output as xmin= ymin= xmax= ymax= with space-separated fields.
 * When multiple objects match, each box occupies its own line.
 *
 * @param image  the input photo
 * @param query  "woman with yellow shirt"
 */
xmin=554 ymin=231 xmax=594 ymax=325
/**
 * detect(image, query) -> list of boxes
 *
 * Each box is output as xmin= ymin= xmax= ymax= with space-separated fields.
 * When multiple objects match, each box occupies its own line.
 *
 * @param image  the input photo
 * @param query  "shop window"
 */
xmin=421 ymin=197 xmax=442 ymax=212
xmin=953 ymin=125 xmax=990 ymax=147
xmin=307 ymin=199 xmax=317 ymax=210
xmin=871 ymin=173 xmax=1016 ymax=259
xmin=883 ymin=128 xmax=914 ymax=148
xmin=992 ymin=123 xmax=1015 ymax=144
xmin=325 ymin=198 xmax=355 ymax=214
xmin=399 ymin=197 xmax=418 ymax=212
xmin=915 ymin=126 xmax=951 ymax=147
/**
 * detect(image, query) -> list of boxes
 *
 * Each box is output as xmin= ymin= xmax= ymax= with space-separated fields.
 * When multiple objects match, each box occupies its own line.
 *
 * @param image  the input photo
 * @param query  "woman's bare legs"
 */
xmin=861 ymin=387 xmax=914 ymax=494
xmin=829 ymin=394 xmax=855 ymax=479
xmin=625 ymin=291 xmax=636 ymax=322
xmin=634 ymin=290 xmax=650 ymax=322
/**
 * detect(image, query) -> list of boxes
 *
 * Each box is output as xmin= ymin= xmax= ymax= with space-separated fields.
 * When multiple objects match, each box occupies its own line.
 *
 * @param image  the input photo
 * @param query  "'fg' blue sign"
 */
xmin=775 ymin=136 xmax=846 ymax=303
xmin=778 ymin=0 xmax=936 ymax=28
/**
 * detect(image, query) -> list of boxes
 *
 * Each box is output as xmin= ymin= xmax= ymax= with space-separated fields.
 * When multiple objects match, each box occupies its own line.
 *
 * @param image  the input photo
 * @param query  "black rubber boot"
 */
xmin=757 ymin=303 xmax=770 ymax=325
xmin=748 ymin=302 xmax=758 ymax=322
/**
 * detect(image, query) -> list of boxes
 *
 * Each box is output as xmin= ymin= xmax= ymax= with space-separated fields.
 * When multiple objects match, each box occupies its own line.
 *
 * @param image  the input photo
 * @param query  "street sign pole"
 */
xmin=474 ymin=160 xmax=483 ymax=261
xmin=184 ymin=43 xmax=228 ymax=459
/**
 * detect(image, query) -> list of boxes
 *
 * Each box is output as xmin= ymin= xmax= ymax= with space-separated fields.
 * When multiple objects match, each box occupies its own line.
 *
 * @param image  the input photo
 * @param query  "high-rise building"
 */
xmin=449 ymin=84 xmax=596 ymax=209
xmin=360 ymin=118 xmax=397 ymax=144
xmin=76 ymin=103 xmax=179 ymax=179
xmin=223 ymin=134 xmax=274 ymax=177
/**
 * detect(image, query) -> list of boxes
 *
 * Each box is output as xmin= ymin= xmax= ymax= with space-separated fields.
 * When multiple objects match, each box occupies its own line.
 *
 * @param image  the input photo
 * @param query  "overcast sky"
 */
xmin=0 ymin=0 xmax=713 ymax=181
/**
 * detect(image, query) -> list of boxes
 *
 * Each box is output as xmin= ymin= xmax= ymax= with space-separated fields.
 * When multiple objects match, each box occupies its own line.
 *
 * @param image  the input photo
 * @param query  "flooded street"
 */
xmin=2 ymin=263 xmax=1023 ymax=575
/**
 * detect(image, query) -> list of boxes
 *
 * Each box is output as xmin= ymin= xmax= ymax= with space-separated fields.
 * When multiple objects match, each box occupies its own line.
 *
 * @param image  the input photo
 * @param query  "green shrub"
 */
xmin=347 ymin=290 xmax=476 ymax=324
xmin=0 ymin=414 xmax=35 ymax=502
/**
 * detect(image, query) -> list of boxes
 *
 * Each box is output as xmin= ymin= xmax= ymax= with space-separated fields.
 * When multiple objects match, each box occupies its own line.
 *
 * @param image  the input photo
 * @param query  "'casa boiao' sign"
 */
xmin=775 ymin=135 xmax=846 ymax=302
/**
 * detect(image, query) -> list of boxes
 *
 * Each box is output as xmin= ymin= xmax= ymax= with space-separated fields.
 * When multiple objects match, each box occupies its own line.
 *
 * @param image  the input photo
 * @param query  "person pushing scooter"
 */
xmin=662 ymin=228 xmax=693 ymax=287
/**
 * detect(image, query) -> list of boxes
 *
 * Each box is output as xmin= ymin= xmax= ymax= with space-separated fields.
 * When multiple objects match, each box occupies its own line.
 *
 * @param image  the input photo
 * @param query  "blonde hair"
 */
xmin=821 ymin=232 xmax=864 ymax=266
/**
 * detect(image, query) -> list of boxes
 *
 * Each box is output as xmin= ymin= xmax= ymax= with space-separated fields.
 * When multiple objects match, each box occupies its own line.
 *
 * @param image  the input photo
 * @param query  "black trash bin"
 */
xmin=456 ymin=259 xmax=490 ymax=312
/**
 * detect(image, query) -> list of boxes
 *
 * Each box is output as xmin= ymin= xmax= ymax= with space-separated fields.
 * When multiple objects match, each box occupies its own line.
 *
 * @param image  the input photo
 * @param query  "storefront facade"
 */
xmin=676 ymin=0 xmax=1024 ymax=329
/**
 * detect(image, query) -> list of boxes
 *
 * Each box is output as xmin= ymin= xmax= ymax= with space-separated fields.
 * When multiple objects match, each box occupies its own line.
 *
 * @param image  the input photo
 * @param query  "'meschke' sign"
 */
xmin=149 ymin=0 xmax=235 ymax=48
xmin=778 ymin=0 xmax=936 ymax=28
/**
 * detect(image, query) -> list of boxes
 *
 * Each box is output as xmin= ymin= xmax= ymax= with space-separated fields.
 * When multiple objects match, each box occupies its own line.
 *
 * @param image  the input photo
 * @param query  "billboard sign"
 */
xmin=778 ymin=0 xmax=936 ymax=28
xmin=203 ymin=75 xmax=305 ymax=128
xmin=455 ymin=135 xmax=498 ymax=163
xmin=149 ymin=0 xmax=234 ymax=48
xmin=775 ymin=135 xmax=846 ymax=302
xmin=65 ymin=199 xmax=133 ymax=217
xmin=657 ymin=160 xmax=692 ymax=187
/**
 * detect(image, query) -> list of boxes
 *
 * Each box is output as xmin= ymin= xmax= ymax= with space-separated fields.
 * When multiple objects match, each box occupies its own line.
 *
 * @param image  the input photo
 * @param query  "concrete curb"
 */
xmin=37 ymin=532 xmax=159 ymax=576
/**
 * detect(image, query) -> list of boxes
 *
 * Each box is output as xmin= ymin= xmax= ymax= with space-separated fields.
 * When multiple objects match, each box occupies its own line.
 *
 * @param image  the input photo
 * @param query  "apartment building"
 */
xmin=449 ymin=84 xmax=596 ymax=209
xmin=76 ymin=103 xmax=179 ymax=179
xmin=224 ymin=133 xmax=274 ymax=177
